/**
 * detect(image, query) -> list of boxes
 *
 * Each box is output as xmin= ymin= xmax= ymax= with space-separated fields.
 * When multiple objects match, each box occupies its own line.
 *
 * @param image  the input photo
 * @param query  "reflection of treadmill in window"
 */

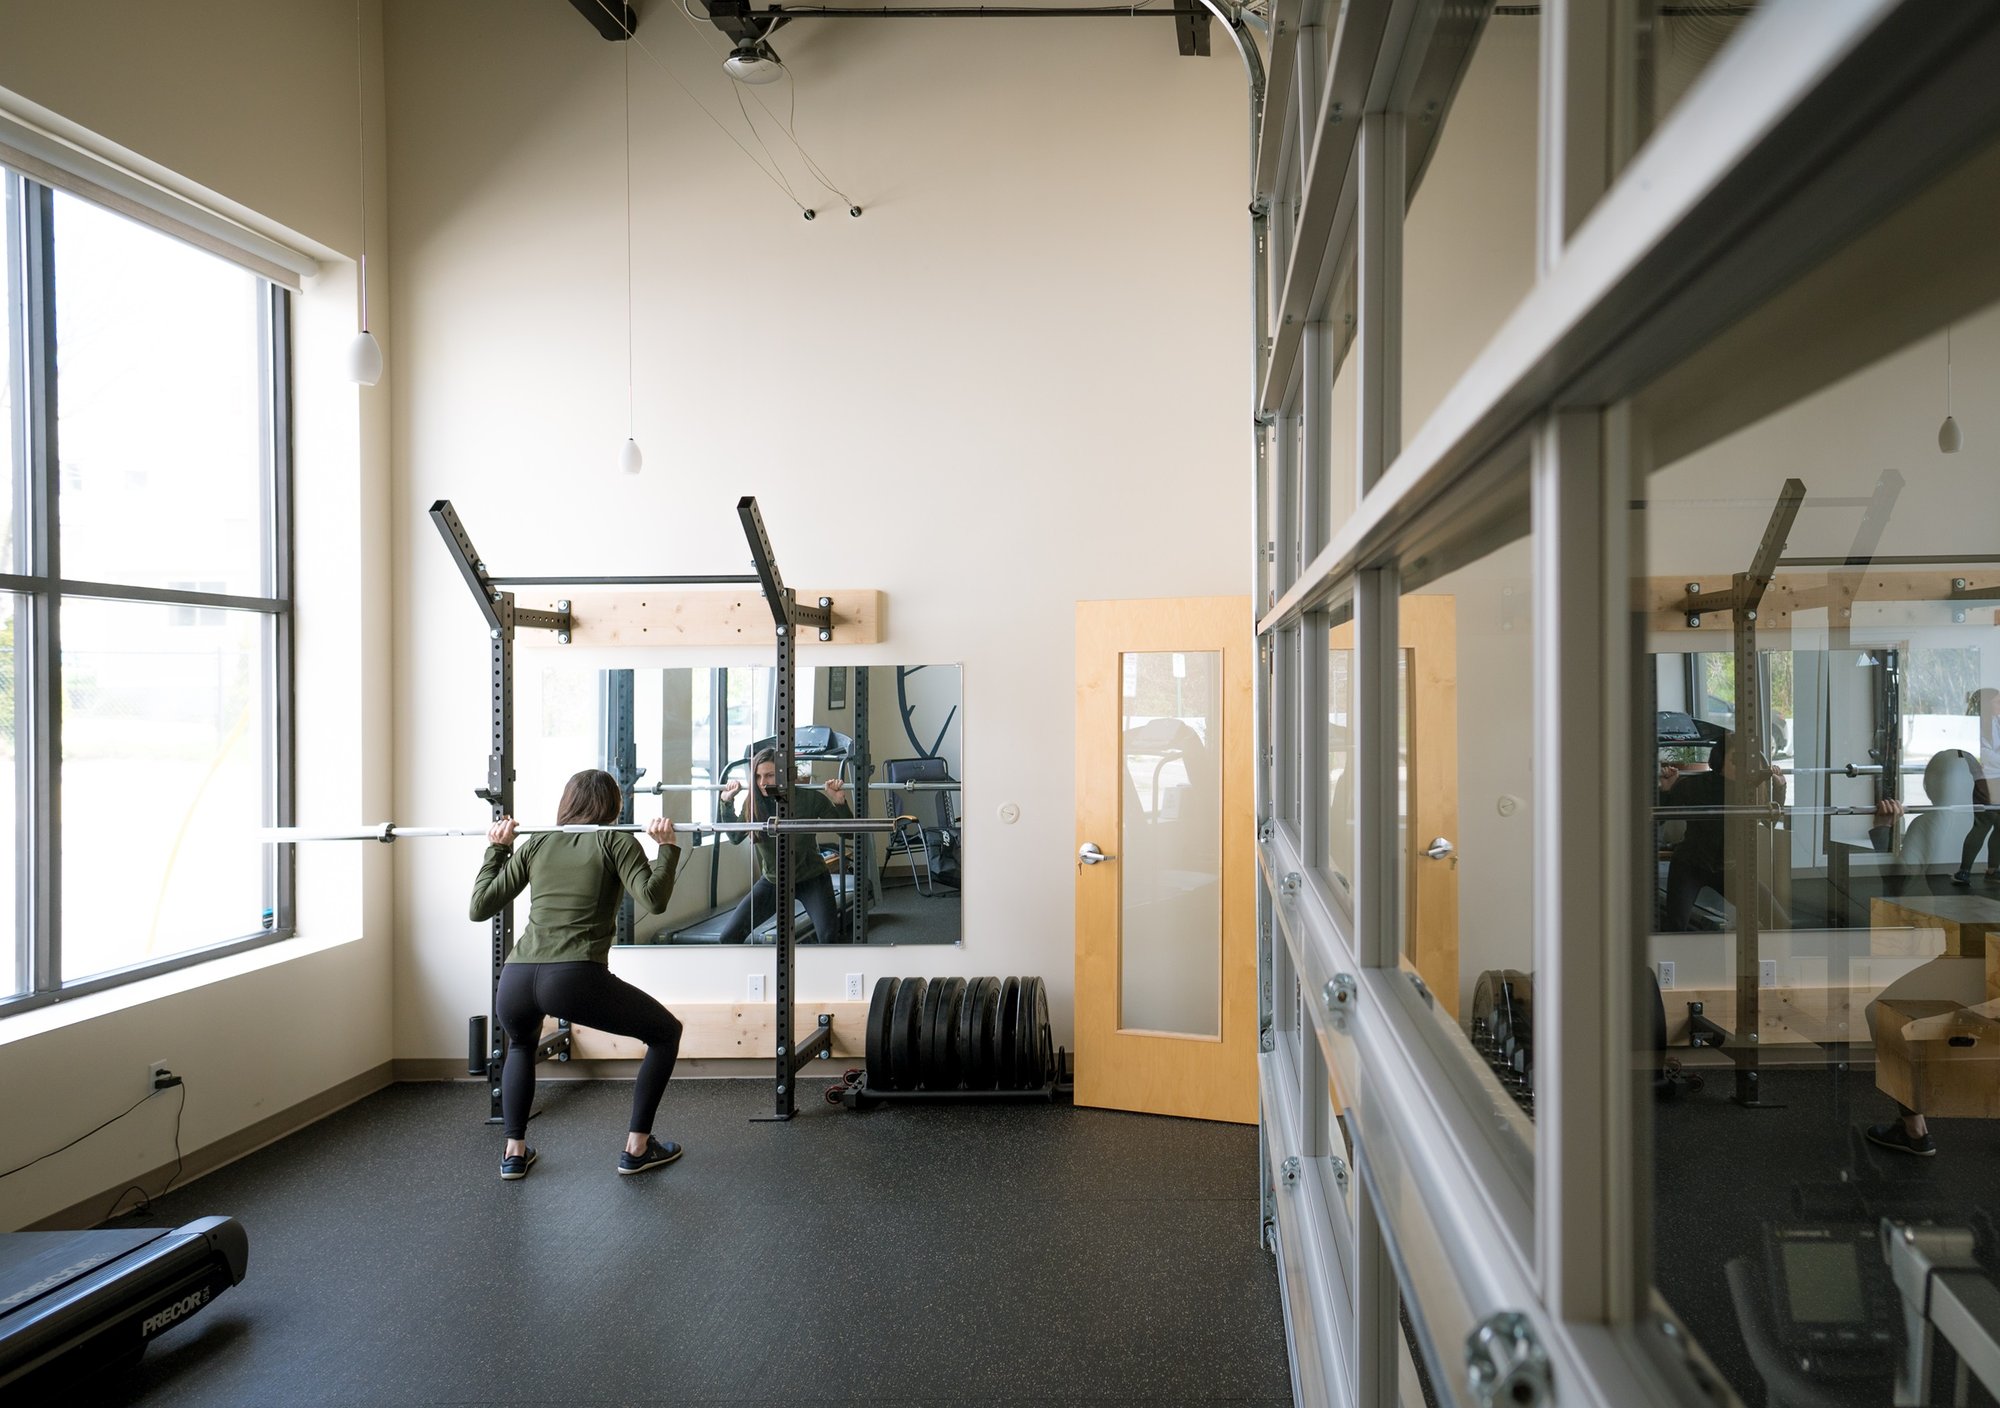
xmin=668 ymin=727 xmax=862 ymax=944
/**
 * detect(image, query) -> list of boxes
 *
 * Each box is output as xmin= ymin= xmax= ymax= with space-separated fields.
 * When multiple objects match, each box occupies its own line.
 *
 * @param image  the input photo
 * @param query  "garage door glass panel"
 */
xmin=1397 ymin=490 xmax=1536 ymax=1207
xmin=1121 ymin=649 xmax=1221 ymax=1038
xmin=1629 ymin=261 xmax=2000 ymax=1406
xmin=1401 ymin=9 xmax=1541 ymax=448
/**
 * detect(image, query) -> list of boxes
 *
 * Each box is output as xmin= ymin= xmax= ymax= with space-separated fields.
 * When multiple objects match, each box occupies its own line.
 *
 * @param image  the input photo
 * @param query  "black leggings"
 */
xmin=1961 ymin=779 xmax=1997 ymax=874
xmin=717 ymin=872 xmax=843 ymax=944
xmin=496 ymin=962 xmax=683 ymax=1141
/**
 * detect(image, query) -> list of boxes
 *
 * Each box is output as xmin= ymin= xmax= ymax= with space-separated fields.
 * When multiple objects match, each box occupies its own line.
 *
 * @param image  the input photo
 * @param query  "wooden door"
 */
xmin=1328 ymin=597 xmax=1460 ymax=1016
xmin=1074 ymin=596 xmax=1255 ymax=1123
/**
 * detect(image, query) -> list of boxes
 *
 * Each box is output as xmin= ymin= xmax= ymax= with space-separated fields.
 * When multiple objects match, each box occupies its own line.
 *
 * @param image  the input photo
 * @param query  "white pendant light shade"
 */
xmin=620 ymin=437 xmax=644 ymax=475
xmin=1939 ymin=415 xmax=1962 ymax=454
xmin=345 ymin=329 xmax=383 ymax=386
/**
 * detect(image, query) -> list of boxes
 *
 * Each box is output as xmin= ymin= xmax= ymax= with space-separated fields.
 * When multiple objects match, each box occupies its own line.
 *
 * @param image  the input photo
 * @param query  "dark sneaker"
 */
xmin=1951 ymin=870 xmax=1972 ymax=886
xmin=617 ymin=1137 xmax=682 ymax=1176
xmin=1865 ymin=1123 xmax=1936 ymax=1157
xmin=500 ymin=1146 xmax=538 ymax=1181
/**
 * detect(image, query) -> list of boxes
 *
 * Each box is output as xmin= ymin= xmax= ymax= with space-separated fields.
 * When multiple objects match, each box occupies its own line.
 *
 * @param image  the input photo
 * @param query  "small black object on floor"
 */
xmin=94 ymin=1079 xmax=1291 ymax=1406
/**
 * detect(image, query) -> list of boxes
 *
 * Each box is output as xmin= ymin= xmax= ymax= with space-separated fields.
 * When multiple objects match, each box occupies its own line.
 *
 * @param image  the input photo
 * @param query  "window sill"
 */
xmin=0 ymin=929 xmax=365 ymax=1045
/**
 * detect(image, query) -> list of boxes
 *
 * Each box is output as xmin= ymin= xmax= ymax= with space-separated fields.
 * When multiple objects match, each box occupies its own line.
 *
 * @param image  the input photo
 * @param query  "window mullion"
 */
xmin=267 ymin=284 xmax=295 ymax=931
xmin=21 ymin=178 xmax=59 ymax=996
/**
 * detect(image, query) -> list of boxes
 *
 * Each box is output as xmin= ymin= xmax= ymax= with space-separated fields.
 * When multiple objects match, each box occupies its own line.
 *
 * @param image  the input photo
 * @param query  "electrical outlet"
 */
xmin=147 ymin=1060 xmax=173 ymax=1094
xmin=1657 ymin=960 xmax=1675 ymax=991
xmin=845 ymin=972 xmax=865 ymax=1001
xmin=1760 ymin=959 xmax=1777 ymax=989
xmin=747 ymin=973 xmax=766 ymax=1002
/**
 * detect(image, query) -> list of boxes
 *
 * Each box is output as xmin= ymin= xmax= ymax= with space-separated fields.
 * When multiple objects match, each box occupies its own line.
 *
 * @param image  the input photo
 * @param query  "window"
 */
xmin=2 ymin=165 xmax=292 ymax=1010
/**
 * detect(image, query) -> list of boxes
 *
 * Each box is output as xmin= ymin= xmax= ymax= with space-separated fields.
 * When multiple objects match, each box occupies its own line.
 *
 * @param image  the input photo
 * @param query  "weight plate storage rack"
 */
xmin=833 ymin=975 xmax=1066 ymax=1108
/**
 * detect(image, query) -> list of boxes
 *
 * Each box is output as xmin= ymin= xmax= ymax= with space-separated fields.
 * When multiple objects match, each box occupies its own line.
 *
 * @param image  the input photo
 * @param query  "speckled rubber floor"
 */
xmin=95 ymin=1079 xmax=1292 ymax=1406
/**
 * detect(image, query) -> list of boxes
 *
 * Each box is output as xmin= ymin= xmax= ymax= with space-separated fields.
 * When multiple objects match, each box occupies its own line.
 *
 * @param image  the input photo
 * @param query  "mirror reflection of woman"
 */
xmin=716 ymin=748 xmax=851 ymax=944
xmin=1952 ymin=687 xmax=2000 ymax=887
xmin=470 ymin=768 xmax=686 ymax=1181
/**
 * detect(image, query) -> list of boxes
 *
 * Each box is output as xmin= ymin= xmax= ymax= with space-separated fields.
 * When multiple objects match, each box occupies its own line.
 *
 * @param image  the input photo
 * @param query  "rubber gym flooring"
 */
xmin=94 ymin=1078 xmax=1292 ymax=1407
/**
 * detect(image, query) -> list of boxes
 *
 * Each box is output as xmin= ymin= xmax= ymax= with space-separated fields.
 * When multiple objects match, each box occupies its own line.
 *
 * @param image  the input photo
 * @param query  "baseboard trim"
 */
xmin=27 ymin=1060 xmax=397 ymax=1231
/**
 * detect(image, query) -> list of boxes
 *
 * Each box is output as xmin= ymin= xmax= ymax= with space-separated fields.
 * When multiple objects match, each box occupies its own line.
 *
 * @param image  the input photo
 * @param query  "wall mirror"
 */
xmin=517 ymin=663 xmax=962 ymax=946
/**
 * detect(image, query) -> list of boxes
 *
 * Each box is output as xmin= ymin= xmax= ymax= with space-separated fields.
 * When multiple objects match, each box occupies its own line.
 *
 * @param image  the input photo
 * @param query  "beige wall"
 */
xmin=0 ymin=0 xmax=396 ymax=1229
xmin=386 ymin=1 xmax=1247 ymax=1055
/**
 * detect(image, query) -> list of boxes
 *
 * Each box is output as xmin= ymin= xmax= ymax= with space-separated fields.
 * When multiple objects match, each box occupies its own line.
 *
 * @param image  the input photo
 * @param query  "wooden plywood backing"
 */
xmin=542 ymin=1001 xmax=869 ymax=1060
xmin=519 ymin=590 xmax=884 ymax=649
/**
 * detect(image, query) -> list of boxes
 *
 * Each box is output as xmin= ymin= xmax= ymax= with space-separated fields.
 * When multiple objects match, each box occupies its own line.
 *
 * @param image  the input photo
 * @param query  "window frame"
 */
xmin=0 ymin=170 xmax=295 ymax=1016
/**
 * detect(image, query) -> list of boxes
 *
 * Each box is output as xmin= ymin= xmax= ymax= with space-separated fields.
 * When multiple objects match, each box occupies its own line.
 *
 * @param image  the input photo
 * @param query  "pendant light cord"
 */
xmin=354 ymin=0 xmax=369 ymax=332
xmin=1945 ymin=326 xmax=1954 ymax=416
xmin=624 ymin=34 xmax=635 ymax=439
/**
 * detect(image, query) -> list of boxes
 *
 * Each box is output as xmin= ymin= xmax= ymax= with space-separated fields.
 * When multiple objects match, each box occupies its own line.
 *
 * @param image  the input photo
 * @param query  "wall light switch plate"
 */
xmin=747 ymin=973 xmax=766 ymax=1002
xmin=1657 ymin=960 xmax=1675 ymax=990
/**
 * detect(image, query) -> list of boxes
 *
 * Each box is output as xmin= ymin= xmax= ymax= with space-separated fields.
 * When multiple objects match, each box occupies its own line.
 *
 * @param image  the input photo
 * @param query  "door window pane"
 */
xmin=1121 ymin=650 xmax=1222 ymax=1038
xmin=1397 ymin=494 xmax=1536 ymax=1186
xmin=53 ymin=190 xmax=267 ymax=595
xmin=1630 ymin=278 xmax=2000 ymax=1405
xmin=60 ymin=598 xmax=270 ymax=980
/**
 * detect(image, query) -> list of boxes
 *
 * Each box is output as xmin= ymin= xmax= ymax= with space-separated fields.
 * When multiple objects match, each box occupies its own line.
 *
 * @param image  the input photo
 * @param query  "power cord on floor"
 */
xmin=103 ymin=1079 xmax=189 ymax=1222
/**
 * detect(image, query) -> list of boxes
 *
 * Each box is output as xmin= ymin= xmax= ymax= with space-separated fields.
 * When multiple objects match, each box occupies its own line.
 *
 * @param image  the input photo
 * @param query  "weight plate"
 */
xmin=1037 ymin=980 xmax=1053 ymax=1086
xmin=958 ymin=977 xmax=995 ymax=1089
xmin=1026 ymin=977 xmax=1051 ymax=1088
xmin=866 ymin=976 xmax=900 ymax=1089
xmin=932 ymin=977 xmax=967 ymax=1091
xmin=1013 ymin=976 xmax=1042 ymax=1088
xmin=890 ymin=976 xmax=927 ymax=1091
xmin=996 ymin=978 xmax=1021 ymax=1089
xmin=919 ymin=976 xmax=950 ymax=1090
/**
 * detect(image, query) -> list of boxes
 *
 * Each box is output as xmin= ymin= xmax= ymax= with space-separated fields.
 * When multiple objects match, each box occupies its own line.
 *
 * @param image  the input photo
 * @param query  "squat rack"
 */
xmin=430 ymin=496 xmax=853 ymax=1123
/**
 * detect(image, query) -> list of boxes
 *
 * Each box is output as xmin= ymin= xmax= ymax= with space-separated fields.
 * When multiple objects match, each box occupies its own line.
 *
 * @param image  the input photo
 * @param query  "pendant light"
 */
xmin=346 ymin=0 xmax=382 ymax=387
xmin=1938 ymin=325 xmax=1961 ymax=454
xmin=619 ymin=25 xmax=643 ymax=473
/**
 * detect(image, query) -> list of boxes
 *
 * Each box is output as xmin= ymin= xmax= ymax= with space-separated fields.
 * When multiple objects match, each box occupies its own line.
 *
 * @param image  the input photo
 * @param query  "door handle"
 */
xmin=1078 ymin=842 xmax=1116 ymax=865
xmin=1424 ymin=837 xmax=1455 ymax=861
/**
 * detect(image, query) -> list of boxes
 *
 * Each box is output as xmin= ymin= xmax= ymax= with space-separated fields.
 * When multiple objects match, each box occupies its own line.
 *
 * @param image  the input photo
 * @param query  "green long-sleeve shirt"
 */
xmin=728 ymin=787 xmax=852 ymax=882
xmin=469 ymin=831 xmax=679 ymax=965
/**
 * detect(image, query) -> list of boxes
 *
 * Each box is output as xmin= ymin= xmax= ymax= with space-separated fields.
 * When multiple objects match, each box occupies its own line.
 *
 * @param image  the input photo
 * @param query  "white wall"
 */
xmin=0 ymin=0 xmax=396 ymax=1228
xmin=386 ymin=2 xmax=1246 ymax=1056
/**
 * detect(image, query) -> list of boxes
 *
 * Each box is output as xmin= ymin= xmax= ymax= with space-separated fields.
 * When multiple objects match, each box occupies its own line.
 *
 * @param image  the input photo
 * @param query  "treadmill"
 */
xmin=0 ymin=1216 xmax=248 ymax=1392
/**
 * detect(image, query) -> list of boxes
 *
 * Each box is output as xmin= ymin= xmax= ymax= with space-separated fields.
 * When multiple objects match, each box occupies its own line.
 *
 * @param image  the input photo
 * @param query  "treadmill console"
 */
xmin=1760 ymin=1223 xmax=1895 ymax=1365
